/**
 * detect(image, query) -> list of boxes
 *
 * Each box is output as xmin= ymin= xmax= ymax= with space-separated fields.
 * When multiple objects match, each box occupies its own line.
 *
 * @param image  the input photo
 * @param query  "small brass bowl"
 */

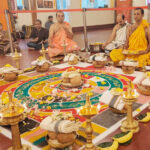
xmin=137 ymin=84 xmax=150 ymax=96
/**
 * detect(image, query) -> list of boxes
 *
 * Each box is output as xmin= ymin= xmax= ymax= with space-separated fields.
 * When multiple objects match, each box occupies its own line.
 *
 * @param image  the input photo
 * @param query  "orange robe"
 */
xmin=110 ymin=20 xmax=150 ymax=67
xmin=48 ymin=22 xmax=80 ymax=58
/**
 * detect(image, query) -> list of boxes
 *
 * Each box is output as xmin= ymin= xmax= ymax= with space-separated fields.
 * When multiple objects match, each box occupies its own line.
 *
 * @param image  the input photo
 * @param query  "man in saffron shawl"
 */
xmin=110 ymin=8 xmax=150 ymax=68
xmin=48 ymin=11 xmax=80 ymax=58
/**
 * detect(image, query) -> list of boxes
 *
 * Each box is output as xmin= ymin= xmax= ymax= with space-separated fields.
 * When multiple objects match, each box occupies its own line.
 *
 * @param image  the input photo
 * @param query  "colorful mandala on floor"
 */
xmin=1 ymin=67 xmax=142 ymax=149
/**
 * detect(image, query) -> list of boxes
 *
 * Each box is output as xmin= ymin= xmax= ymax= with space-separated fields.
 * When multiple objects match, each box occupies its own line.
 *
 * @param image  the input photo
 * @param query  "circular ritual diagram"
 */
xmin=11 ymin=69 xmax=124 ymax=110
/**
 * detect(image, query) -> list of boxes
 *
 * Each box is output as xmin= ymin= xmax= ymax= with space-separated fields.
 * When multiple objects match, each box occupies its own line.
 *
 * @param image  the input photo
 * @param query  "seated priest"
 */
xmin=110 ymin=8 xmax=150 ymax=68
xmin=0 ymin=23 xmax=19 ymax=55
xmin=102 ymin=14 xmax=129 ymax=53
xmin=27 ymin=19 xmax=48 ymax=50
xmin=48 ymin=11 xmax=80 ymax=58
xmin=0 ymin=22 xmax=10 ymax=55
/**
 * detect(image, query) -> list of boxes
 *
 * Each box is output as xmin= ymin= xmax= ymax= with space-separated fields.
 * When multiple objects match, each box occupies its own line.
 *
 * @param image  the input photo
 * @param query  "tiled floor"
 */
xmin=0 ymin=29 xmax=112 ymax=69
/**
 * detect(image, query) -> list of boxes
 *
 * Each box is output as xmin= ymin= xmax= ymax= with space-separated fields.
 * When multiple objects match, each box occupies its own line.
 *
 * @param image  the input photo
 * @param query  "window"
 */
xmin=56 ymin=0 xmax=70 ymax=22
xmin=17 ymin=0 xmax=29 ymax=10
xmin=57 ymin=0 xmax=70 ymax=9
xmin=17 ymin=0 xmax=23 ymax=10
xmin=82 ymin=0 xmax=110 ymax=9
xmin=146 ymin=0 xmax=150 ymax=4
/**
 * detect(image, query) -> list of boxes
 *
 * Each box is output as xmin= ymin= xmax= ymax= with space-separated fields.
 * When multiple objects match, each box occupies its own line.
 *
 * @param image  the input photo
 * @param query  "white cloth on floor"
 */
xmin=99 ymin=90 xmax=124 ymax=111
xmin=142 ymin=78 xmax=150 ymax=86
xmin=40 ymin=116 xmax=80 ymax=133
xmin=133 ymin=73 xmax=145 ymax=84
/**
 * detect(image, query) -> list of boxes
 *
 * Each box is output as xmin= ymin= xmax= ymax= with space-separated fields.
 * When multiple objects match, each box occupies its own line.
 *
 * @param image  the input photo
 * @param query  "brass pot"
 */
xmin=137 ymin=84 xmax=150 ymax=96
xmin=122 ymin=65 xmax=135 ymax=74
xmin=47 ymin=131 xmax=76 ymax=149
xmin=36 ymin=62 xmax=50 ymax=72
xmin=93 ymin=61 xmax=106 ymax=68
xmin=68 ymin=57 xmax=78 ymax=65
xmin=89 ymin=43 xmax=103 ymax=52
xmin=3 ymin=72 xmax=18 ymax=81
xmin=62 ymin=77 xmax=70 ymax=83
xmin=61 ymin=77 xmax=83 ymax=88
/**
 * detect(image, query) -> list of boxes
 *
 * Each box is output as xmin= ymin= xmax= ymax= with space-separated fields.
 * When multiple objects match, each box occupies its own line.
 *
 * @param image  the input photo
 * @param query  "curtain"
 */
xmin=56 ymin=0 xmax=70 ymax=9
xmin=17 ymin=0 xmax=23 ymax=10
xmin=146 ymin=0 xmax=150 ymax=4
xmin=0 ymin=0 xmax=10 ymax=30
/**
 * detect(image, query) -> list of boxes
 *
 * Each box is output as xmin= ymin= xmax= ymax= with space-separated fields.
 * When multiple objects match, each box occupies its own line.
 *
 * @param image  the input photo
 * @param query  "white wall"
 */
xmin=16 ymin=0 xmax=148 ymax=29
xmin=68 ymin=0 xmax=115 ymax=27
xmin=17 ymin=1 xmax=32 ymax=30
xmin=17 ymin=13 xmax=32 ymax=29
xmin=16 ymin=0 xmax=115 ymax=29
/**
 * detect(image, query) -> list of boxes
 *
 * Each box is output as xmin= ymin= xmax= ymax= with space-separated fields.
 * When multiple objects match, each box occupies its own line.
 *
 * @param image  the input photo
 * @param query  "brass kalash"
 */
xmin=0 ymin=91 xmax=31 ymax=150
xmin=12 ymin=49 xmax=22 ymax=70
xmin=40 ymin=43 xmax=48 ymax=59
xmin=121 ymin=80 xmax=140 ymax=133
xmin=79 ymin=94 xmax=100 ymax=150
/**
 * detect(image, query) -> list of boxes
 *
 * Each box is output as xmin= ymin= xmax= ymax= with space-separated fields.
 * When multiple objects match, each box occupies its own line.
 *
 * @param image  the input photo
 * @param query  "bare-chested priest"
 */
xmin=102 ymin=14 xmax=129 ymax=53
xmin=48 ymin=11 xmax=80 ymax=58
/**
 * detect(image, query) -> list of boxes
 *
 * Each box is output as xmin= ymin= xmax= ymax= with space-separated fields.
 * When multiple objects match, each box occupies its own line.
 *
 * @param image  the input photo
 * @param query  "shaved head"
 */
xmin=116 ymin=14 xmax=125 ymax=26
xmin=56 ymin=11 xmax=64 ymax=17
xmin=117 ymin=14 xmax=125 ymax=20
xmin=56 ymin=11 xmax=65 ymax=23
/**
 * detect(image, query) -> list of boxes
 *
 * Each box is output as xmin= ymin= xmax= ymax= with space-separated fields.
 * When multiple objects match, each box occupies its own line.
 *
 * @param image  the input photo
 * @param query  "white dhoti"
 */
xmin=105 ymin=24 xmax=128 ymax=51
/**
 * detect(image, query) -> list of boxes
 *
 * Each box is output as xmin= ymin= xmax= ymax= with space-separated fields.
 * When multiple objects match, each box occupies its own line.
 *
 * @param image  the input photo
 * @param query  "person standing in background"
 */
xmin=45 ymin=16 xmax=54 ymax=30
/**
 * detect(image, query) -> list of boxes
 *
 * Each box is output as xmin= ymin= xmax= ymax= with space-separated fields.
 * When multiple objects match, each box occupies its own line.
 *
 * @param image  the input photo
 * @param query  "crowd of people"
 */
xmin=0 ymin=8 xmax=150 ymax=68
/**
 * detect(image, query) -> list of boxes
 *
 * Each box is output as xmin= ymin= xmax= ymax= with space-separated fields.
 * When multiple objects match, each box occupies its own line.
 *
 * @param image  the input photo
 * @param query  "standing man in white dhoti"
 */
xmin=102 ymin=14 xmax=129 ymax=53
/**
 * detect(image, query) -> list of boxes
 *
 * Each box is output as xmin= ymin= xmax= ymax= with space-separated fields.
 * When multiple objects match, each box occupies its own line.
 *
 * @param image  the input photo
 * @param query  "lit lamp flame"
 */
xmin=23 ymin=103 xmax=27 ymax=111
xmin=123 ymin=80 xmax=139 ymax=99
xmin=77 ymin=107 xmax=81 ymax=114
xmin=0 ymin=113 xmax=3 ymax=122
xmin=97 ymin=104 xmax=101 ymax=111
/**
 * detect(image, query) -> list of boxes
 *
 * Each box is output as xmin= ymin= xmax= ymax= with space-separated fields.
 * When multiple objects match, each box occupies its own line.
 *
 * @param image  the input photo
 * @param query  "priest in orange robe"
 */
xmin=48 ymin=11 xmax=80 ymax=58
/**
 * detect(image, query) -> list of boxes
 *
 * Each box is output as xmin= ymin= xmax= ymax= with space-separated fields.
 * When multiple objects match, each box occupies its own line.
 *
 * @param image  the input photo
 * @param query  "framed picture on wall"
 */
xmin=37 ymin=0 xmax=44 ymax=8
xmin=44 ymin=0 xmax=53 ymax=8
xmin=37 ymin=0 xmax=56 ymax=9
